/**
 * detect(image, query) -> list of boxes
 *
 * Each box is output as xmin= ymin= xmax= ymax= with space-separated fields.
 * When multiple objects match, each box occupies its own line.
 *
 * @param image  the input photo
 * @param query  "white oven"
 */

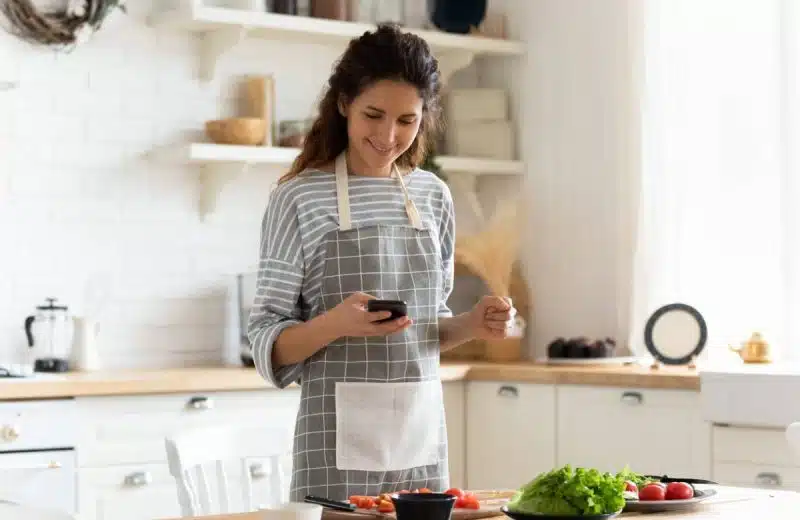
xmin=0 ymin=399 xmax=78 ymax=515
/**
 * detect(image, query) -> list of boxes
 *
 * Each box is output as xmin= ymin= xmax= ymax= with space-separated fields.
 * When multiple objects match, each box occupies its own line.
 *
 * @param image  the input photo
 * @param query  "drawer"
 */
xmin=713 ymin=426 xmax=798 ymax=466
xmin=0 ymin=398 xmax=78 ymax=451
xmin=713 ymin=462 xmax=800 ymax=491
xmin=76 ymin=389 xmax=300 ymax=467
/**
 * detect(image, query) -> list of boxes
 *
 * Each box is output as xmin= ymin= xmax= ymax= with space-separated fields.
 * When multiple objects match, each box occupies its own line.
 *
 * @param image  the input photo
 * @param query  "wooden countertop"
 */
xmin=0 ymin=360 xmax=700 ymax=400
xmin=157 ymin=487 xmax=797 ymax=520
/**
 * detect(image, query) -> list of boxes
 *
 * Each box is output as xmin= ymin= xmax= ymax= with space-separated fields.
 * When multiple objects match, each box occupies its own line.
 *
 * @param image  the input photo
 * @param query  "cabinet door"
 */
xmin=443 ymin=382 xmax=466 ymax=489
xmin=466 ymin=382 xmax=557 ymax=490
xmin=78 ymin=463 xmax=182 ymax=520
xmin=712 ymin=425 xmax=800 ymax=491
xmin=556 ymin=386 xmax=711 ymax=478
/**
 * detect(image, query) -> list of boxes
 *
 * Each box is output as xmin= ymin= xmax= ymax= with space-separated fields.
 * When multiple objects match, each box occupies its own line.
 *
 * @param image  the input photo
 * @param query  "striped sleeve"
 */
xmin=438 ymin=183 xmax=456 ymax=317
xmin=247 ymin=183 xmax=306 ymax=389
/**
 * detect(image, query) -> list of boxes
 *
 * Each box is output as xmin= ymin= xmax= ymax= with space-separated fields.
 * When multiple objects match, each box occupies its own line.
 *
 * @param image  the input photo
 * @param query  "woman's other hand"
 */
xmin=325 ymin=292 xmax=412 ymax=338
xmin=468 ymin=296 xmax=519 ymax=340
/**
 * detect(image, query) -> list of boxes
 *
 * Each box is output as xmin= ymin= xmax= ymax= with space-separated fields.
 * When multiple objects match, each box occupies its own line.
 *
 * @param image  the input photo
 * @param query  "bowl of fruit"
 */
xmin=541 ymin=336 xmax=639 ymax=365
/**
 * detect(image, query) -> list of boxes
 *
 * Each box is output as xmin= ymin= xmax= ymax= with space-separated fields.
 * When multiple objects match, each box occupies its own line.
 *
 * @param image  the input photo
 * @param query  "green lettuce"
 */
xmin=506 ymin=465 xmax=626 ymax=516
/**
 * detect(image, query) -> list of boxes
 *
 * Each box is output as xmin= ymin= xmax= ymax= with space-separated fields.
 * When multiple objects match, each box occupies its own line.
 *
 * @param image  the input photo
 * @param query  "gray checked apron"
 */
xmin=288 ymin=152 xmax=449 ymax=502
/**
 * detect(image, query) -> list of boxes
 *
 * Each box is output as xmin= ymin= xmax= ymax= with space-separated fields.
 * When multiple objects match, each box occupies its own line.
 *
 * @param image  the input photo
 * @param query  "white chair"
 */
xmin=165 ymin=425 xmax=292 ymax=517
xmin=787 ymin=422 xmax=800 ymax=459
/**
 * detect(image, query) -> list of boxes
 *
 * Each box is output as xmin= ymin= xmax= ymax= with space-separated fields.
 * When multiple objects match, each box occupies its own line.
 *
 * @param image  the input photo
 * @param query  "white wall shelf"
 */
xmin=180 ymin=143 xmax=523 ymax=219
xmin=186 ymin=142 xmax=523 ymax=174
xmin=148 ymin=6 xmax=525 ymax=82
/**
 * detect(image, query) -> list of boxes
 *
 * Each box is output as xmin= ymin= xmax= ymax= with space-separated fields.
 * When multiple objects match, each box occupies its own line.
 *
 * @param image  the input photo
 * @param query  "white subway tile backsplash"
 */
xmin=0 ymin=1 xmax=343 ymax=368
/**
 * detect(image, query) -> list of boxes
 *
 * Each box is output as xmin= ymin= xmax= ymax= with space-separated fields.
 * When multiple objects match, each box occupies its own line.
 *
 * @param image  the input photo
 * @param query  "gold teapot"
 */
xmin=729 ymin=332 xmax=771 ymax=364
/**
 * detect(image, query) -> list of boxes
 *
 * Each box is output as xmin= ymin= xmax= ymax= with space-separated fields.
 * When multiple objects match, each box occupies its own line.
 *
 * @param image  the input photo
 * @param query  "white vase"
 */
xmin=70 ymin=317 xmax=100 ymax=372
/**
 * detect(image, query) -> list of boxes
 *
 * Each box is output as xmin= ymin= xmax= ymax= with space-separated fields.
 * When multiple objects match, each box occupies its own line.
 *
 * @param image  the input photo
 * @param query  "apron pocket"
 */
xmin=335 ymin=380 xmax=442 ymax=472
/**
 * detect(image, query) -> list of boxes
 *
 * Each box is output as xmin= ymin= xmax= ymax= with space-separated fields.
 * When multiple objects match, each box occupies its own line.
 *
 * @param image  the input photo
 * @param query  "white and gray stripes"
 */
xmin=247 ymin=168 xmax=456 ymax=388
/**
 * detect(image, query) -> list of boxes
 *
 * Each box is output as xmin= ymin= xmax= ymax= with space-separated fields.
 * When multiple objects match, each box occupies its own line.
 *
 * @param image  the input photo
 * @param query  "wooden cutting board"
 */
xmin=321 ymin=490 xmax=513 ymax=520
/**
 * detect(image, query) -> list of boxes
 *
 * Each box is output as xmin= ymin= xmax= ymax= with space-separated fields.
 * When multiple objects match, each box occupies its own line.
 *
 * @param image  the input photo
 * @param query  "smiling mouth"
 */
xmin=368 ymin=139 xmax=394 ymax=155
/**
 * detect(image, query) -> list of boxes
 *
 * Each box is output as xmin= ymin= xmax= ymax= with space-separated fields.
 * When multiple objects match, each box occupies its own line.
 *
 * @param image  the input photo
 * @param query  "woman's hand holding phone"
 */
xmin=326 ymin=292 xmax=411 ymax=338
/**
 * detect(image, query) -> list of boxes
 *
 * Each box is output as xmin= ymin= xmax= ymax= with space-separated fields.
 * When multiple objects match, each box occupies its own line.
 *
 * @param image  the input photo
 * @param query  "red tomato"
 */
xmin=377 ymin=500 xmax=394 ymax=513
xmin=397 ymin=490 xmax=410 ymax=494
xmin=418 ymin=488 xmax=432 ymax=493
xmin=639 ymin=484 xmax=666 ymax=501
xmin=665 ymin=482 xmax=694 ymax=500
xmin=444 ymin=487 xmax=464 ymax=497
xmin=460 ymin=495 xmax=480 ymax=509
xmin=624 ymin=481 xmax=638 ymax=493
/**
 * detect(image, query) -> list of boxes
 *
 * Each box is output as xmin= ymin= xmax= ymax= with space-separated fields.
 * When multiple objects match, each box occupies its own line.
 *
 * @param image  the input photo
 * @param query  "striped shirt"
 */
xmin=247 ymin=167 xmax=456 ymax=388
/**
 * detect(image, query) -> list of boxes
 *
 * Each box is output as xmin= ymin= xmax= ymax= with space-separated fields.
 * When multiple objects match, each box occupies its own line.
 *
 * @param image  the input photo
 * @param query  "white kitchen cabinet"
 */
xmin=465 ymin=381 xmax=557 ymax=490
xmin=712 ymin=425 xmax=800 ymax=491
xmin=75 ymin=389 xmax=301 ymax=520
xmin=75 ymin=389 xmax=301 ymax=467
xmin=556 ymin=385 xmax=711 ymax=479
xmin=443 ymin=381 xmax=466 ymax=489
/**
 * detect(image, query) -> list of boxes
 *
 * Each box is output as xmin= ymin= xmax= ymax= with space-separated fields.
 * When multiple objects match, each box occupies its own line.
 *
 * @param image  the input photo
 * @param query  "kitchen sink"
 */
xmin=700 ymin=363 xmax=800 ymax=428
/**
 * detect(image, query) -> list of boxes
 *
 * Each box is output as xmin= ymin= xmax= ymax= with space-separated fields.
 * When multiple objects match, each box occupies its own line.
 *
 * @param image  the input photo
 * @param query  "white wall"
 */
xmin=0 ymin=2 xmax=351 ymax=368
xmin=511 ymin=0 xmax=640 ymax=357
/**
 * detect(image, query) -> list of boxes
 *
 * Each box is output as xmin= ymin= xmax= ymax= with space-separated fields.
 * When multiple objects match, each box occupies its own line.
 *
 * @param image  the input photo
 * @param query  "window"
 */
xmin=629 ymin=0 xmax=800 ymax=361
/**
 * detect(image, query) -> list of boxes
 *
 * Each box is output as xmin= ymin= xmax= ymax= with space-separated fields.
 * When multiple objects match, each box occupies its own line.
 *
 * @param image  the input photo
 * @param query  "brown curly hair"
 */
xmin=279 ymin=23 xmax=443 ymax=183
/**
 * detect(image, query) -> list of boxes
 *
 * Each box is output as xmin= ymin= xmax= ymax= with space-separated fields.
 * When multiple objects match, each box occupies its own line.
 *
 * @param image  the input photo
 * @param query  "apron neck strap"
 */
xmin=334 ymin=152 xmax=424 ymax=231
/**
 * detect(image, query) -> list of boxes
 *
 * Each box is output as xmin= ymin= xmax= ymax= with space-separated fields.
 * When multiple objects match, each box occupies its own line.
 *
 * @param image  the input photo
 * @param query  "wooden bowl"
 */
xmin=205 ymin=117 xmax=267 ymax=146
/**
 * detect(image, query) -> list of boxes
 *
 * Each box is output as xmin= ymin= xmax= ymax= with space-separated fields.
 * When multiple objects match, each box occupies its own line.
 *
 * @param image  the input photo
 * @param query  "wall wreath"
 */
xmin=0 ymin=0 xmax=125 ymax=48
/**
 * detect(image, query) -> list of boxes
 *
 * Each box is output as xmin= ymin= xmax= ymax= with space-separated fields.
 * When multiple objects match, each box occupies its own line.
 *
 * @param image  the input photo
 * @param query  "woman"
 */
xmin=248 ymin=23 xmax=518 ymax=502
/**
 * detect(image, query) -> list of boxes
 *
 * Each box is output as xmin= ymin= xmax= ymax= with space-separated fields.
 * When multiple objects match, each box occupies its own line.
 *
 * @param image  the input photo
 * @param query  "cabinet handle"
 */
xmin=187 ymin=396 xmax=213 ymax=410
xmin=497 ymin=385 xmax=519 ymax=398
xmin=124 ymin=471 xmax=152 ymax=487
xmin=620 ymin=391 xmax=643 ymax=405
xmin=755 ymin=472 xmax=782 ymax=487
xmin=250 ymin=463 xmax=268 ymax=479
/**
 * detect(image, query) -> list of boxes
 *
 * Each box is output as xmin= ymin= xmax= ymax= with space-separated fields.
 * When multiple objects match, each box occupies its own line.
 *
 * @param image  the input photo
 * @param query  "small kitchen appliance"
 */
xmin=23 ymin=298 xmax=73 ymax=373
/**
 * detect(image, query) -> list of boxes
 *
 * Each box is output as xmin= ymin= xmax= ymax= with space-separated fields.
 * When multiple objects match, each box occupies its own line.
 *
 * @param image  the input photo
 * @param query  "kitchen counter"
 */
xmin=0 ymin=361 xmax=699 ymax=400
xmin=156 ymin=487 xmax=797 ymax=519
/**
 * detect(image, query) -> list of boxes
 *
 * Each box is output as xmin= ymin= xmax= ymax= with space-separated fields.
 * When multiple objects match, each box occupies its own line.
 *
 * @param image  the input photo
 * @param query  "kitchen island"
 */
xmin=155 ymin=486 xmax=798 ymax=519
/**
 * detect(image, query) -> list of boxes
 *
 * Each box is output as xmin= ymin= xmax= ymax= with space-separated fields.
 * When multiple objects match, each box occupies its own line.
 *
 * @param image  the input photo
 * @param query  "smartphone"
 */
xmin=366 ymin=299 xmax=408 ymax=323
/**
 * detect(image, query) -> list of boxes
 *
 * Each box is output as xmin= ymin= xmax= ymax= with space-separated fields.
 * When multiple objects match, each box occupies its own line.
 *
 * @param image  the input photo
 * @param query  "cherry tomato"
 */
xmin=459 ymin=494 xmax=480 ymax=509
xmin=418 ymin=488 xmax=432 ymax=493
xmin=624 ymin=481 xmax=638 ymax=493
xmin=639 ymin=484 xmax=666 ymax=501
xmin=665 ymin=482 xmax=694 ymax=500
xmin=444 ymin=487 xmax=464 ymax=497
xmin=377 ymin=500 xmax=394 ymax=513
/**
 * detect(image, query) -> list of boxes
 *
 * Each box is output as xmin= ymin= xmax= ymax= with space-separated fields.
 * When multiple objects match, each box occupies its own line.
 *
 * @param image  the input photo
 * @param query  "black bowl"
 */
xmin=501 ymin=505 xmax=622 ymax=520
xmin=391 ymin=493 xmax=456 ymax=520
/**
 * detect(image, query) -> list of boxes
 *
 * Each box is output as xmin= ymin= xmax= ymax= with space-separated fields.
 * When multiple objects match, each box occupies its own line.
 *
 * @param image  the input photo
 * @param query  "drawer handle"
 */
xmin=621 ymin=391 xmax=643 ymax=405
xmin=124 ymin=471 xmax=152 ymax=487
xmin=497 ymin=385 xmax=519 ymax=398
xmin=755 ymin=472 xmax=782 ymax=487
xmin=187 ymin=396 xmax=213 ymax=410
xmin=250 ymin=463 xmax=268 ymax=479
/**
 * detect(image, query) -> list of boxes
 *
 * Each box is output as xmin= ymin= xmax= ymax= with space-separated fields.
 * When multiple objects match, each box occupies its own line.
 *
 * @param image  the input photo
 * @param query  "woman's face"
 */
xmin=343 ymin=79 xmax=423 ymax=174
